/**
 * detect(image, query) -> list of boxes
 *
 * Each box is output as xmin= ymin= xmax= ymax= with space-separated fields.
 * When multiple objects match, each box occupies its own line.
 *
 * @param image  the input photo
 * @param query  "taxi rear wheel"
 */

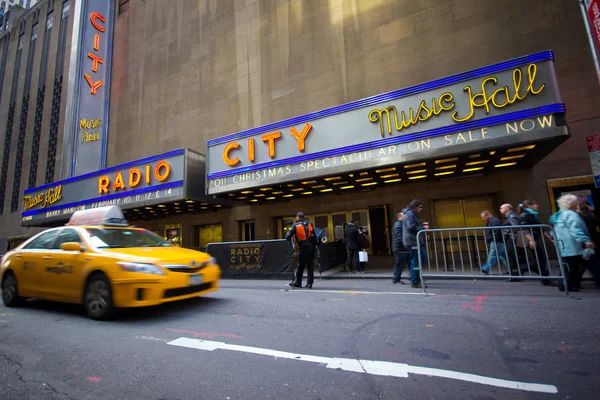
xmin=2 ymin=273 xmax=25 ymax=307
xmin=84 ymin=273 xmax=114 ymax=320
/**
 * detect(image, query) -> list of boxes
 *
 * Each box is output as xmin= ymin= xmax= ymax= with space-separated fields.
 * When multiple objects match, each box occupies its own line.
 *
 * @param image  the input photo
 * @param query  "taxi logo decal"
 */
xmin=46 ymin=265 xmax=74 ymax=275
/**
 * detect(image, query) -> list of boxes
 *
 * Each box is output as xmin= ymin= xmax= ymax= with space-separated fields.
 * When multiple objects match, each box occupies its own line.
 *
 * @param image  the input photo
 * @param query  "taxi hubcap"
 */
xmin=3 ymin=276 xmax=16 ymax=303
xmin=87 ymin=280 xmax=109 ymax=315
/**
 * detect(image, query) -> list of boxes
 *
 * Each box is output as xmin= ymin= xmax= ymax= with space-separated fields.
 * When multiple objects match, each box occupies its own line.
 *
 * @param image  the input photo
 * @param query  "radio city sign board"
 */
xmin=206 ymin=51 xmax=566 ymax=194
xmin=21 ymin=150 xmax=186 ymax=226
xmin=65 ymin=0 xmax=115 ymax=177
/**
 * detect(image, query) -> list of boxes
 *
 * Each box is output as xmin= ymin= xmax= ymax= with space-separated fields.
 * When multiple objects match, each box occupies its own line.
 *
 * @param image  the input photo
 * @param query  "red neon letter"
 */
xmin=223 ymin=142 xmax=240 ymax=166
xmin=84 ymin=74 xmax=103 ymax=95
xmin=87 ymin=52 xmax=104 ymax=72
xmin=261 ymin=132 xmax=281 ymax=158
xmin=94 ymin=34 xmax=100 ymax=51
xmin=289 ymin=123 xmax=312 ymax=152
xmin=90 ymin=12 xmax=106 ymax=32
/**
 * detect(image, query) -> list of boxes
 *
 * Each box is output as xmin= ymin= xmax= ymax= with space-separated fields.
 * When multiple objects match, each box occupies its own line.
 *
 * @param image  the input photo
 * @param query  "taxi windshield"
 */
xmin=84 ymin=228 xmax=173 ymax=248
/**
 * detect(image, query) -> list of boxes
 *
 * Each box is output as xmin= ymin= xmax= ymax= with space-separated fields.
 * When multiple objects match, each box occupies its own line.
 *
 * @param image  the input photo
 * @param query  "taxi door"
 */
xmin=17 ymin=230 xmax=60 ymax=295
xmin=42 ymin=228 xmax=87 ymax=301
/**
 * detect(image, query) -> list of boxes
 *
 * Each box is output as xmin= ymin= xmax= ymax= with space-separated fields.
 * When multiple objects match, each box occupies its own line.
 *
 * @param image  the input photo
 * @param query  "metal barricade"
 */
xmin=416 ymin=224 xmax=569 ymax=295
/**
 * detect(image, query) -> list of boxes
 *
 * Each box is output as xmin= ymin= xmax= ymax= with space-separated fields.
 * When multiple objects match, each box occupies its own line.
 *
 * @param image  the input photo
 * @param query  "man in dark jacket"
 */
xmin=403 ymin=200 xmax=427 ymax=288
xmin=480 ymin=210 xmax=509 ymax=274
xmin=345 ymin=220 xmax=361 ymax=274
xmin=286 ymin=212 xmax=316 ymax=288
xmin=500 ymin=203 xmax=523 ymax=276
xmin=392 ymin=211 xmax=409 ymax=284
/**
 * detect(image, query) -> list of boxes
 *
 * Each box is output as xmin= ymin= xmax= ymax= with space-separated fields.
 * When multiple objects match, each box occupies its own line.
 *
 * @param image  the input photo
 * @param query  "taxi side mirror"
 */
xmin=60 ymin=242 xmax=84 ymax=252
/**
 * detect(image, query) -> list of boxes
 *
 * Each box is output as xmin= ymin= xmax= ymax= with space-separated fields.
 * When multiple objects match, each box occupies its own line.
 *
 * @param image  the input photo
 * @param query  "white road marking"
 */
xmin=280 ymin=289 xmax=435 ymax=296
xmin=167 ymin=338 xmax=557 ymax=394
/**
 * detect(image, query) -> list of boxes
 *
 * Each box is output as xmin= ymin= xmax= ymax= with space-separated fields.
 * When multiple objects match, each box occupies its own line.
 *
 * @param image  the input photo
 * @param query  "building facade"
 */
xmin=4 ymin=0 xmax=600 ymax=258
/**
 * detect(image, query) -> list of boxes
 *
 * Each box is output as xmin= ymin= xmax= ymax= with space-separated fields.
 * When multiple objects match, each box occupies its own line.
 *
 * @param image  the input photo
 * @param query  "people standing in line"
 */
xmin=480 ymin=210 xmax=509 ymax=274
xmin=403 ymin=199 xmax=428 ymax=288
xmin=549 ymin=194 xmax=595 ymax=292
xmin=392 ymin=210 xmax=409 ymax=285
xmin=345 ymin=220 xmax=362 ymax=274
xmin=517 ymin=199 xmax=552 ymax=285
xmin=285 ymin=212 xmax=317 ymax=288
xmin=576 ymin=201 xmax=600 ymax=286
xmin=500 ymin=203 xmax=523 ymax=278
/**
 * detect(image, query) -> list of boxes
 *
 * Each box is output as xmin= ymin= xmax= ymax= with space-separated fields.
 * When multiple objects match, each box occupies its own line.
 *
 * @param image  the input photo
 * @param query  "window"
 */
xmin=46 ymin=12 xmax=52 ymax=30
xmin=17 ymin=33 xmax=24 ymax=50
xmin=30 ymin=22 xmax=37 ymax=41
xmin=23 ymin=230 xmax=58 ymax=249
xmin=51 ymin=228 xmax=82 ymax=250
xmin=61 ymin=0 xmax=68 ymax=19
xmin=85 ymin=228 xmax=172 ymax=249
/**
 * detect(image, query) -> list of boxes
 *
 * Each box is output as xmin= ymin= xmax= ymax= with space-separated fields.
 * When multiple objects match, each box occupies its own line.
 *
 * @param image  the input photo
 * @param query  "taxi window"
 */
xmin=23 ymin=230 xmax=58 ymax=250
xmin=85 ymin=228 xmax=172 ymax=248
xmin=52 ymin=228 xmax=82 ymax=250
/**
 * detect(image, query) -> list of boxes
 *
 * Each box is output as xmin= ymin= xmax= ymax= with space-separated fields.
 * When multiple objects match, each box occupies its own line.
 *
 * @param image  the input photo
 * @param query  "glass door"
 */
xmin=331 ymin=213 xmax=347 ymax=242
xmin=242 ymin=220 xmax=255 ymax=241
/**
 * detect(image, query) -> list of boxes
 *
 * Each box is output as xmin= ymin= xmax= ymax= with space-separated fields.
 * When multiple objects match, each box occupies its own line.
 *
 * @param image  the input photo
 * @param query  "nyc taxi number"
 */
xmin=189 ymin=274 xmax=203 ymax=286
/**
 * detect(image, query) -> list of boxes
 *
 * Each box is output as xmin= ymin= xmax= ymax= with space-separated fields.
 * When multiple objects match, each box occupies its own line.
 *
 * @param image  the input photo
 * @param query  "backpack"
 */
xmin=295 ymin=221 xmax=316 ymax=246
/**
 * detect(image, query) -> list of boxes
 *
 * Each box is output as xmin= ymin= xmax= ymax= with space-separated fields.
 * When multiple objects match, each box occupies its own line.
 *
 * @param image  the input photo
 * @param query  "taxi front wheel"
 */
xmin=2 ymin=273 xmax=25 ymax=307
xmin=84 ymin=273 xmax=114 ymax=320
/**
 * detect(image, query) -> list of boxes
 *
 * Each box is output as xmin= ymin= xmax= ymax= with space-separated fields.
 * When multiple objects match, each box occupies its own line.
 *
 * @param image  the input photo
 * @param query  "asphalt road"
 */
xmin=0 ymin=278 xmax=599 ymax=400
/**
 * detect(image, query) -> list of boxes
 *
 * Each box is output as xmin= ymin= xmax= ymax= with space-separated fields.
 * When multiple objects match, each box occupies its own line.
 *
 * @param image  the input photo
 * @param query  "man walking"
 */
xmin=392 ymin=211 xmax=409 ymax=285
xmin=480 ymin=210 xmax=509 ymax=274
xmin=403 ymin=200 xmax=427 ymax=288
xmin=345 ymin=220 xmax=361 ymax=274
xmin=500 ymin=203 xmax=522 ymax=277
xmin=286 ymin=212 xmax=317 ymax=288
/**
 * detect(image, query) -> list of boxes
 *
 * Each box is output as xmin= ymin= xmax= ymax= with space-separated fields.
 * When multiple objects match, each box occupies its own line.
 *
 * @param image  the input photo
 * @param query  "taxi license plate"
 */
xmin=189 ymin=274 xmax=203 ymax=286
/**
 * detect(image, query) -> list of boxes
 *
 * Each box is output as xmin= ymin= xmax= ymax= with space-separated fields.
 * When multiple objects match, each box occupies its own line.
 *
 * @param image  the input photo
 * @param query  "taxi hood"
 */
xmin=100 ymin=246 xmax=211 ymax=265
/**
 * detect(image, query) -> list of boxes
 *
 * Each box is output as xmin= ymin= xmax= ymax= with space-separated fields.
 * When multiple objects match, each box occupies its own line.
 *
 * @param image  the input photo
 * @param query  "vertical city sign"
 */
xmin=62 ymin=0 xmax=115 ymax=177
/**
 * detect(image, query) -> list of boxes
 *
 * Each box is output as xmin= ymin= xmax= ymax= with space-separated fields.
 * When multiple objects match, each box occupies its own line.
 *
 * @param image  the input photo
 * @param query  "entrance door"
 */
xmin=198 ymin=225 xmax=222 ymax=250
xmin=433 ymin=196 xmax=494 ymax=255
xmin=433 ymin=197 xmax=494 ymax=228
xmin=242 ymin=221 xmax=255 ymax=241
xmin=368 ymin=206 xmax=390 ymax=255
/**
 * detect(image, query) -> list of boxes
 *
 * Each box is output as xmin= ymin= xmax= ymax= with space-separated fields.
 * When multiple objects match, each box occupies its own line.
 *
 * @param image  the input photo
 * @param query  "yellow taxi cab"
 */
xmin=0 ymin=206 xmax=221 ymax=320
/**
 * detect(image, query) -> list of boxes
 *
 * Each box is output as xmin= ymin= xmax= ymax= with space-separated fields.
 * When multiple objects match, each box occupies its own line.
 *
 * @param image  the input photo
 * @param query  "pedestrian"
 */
xmin=356 ymin=221 xmax=369 ymax=273
xmin=403 ymin=200 xmax=428 ymax=288
xmin=480 ymin=210 xmax=509 ymax=274
xmin=499 ymin=203 xmax=522 ymax=278
xmin=549 ymin=194 xmax=595 ymax=292
xmin=517 ymin=199 xmax=552 ymax=285
xmin=285 ymin=212 xmax=317 ymax=288
xmin=576 ymin=201 xmax=600 ymax=286
xmin=392 ymin=210 xmax=409 ymax=285
xmin=345 ymin=219 xmax=362 ymax=274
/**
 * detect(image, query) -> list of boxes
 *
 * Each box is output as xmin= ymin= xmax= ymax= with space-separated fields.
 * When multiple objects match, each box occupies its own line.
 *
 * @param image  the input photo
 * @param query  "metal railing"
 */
xmin=416 ymin=224 xmax=569 ymax=295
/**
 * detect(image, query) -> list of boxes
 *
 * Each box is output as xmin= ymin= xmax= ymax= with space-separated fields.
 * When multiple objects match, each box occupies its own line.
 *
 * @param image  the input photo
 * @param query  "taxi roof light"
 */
xmin=67 ymin=206 xmax=129 ymax=227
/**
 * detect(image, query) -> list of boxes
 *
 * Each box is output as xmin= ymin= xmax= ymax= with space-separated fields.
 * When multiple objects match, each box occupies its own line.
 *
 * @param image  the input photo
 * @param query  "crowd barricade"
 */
xmin=415 ymin=224 xmax=569 ymax=295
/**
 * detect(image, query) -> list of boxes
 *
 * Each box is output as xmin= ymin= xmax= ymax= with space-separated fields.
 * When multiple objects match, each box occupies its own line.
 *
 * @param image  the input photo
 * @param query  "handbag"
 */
xmin=358 ymin=251 xmax=368 ymax=262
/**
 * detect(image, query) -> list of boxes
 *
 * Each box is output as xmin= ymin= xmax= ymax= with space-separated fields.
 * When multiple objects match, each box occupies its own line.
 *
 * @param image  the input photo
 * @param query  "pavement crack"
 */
xmin=1 ymin=352 xmax=78 ymax=400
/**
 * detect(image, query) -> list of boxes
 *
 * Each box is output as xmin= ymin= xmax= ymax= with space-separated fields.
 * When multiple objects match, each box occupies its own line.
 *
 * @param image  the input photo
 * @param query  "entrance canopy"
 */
xmin=21 ymin=148 xmax=230 ymax=227
xmin=205 ymin=51 xmax=569 ymax=203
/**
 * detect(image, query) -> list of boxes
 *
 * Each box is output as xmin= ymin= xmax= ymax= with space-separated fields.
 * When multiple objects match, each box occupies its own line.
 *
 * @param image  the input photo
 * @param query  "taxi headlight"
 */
xmin=208 ymin=256 xmax=217 ymax=266
xmin=117 ymin=262 xmax=165 ymax=276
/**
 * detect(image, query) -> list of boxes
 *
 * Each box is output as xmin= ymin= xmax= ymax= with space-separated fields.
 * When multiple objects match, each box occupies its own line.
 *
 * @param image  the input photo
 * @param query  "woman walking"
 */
xmin=550 ymin=194 xmax=595 ymax=291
